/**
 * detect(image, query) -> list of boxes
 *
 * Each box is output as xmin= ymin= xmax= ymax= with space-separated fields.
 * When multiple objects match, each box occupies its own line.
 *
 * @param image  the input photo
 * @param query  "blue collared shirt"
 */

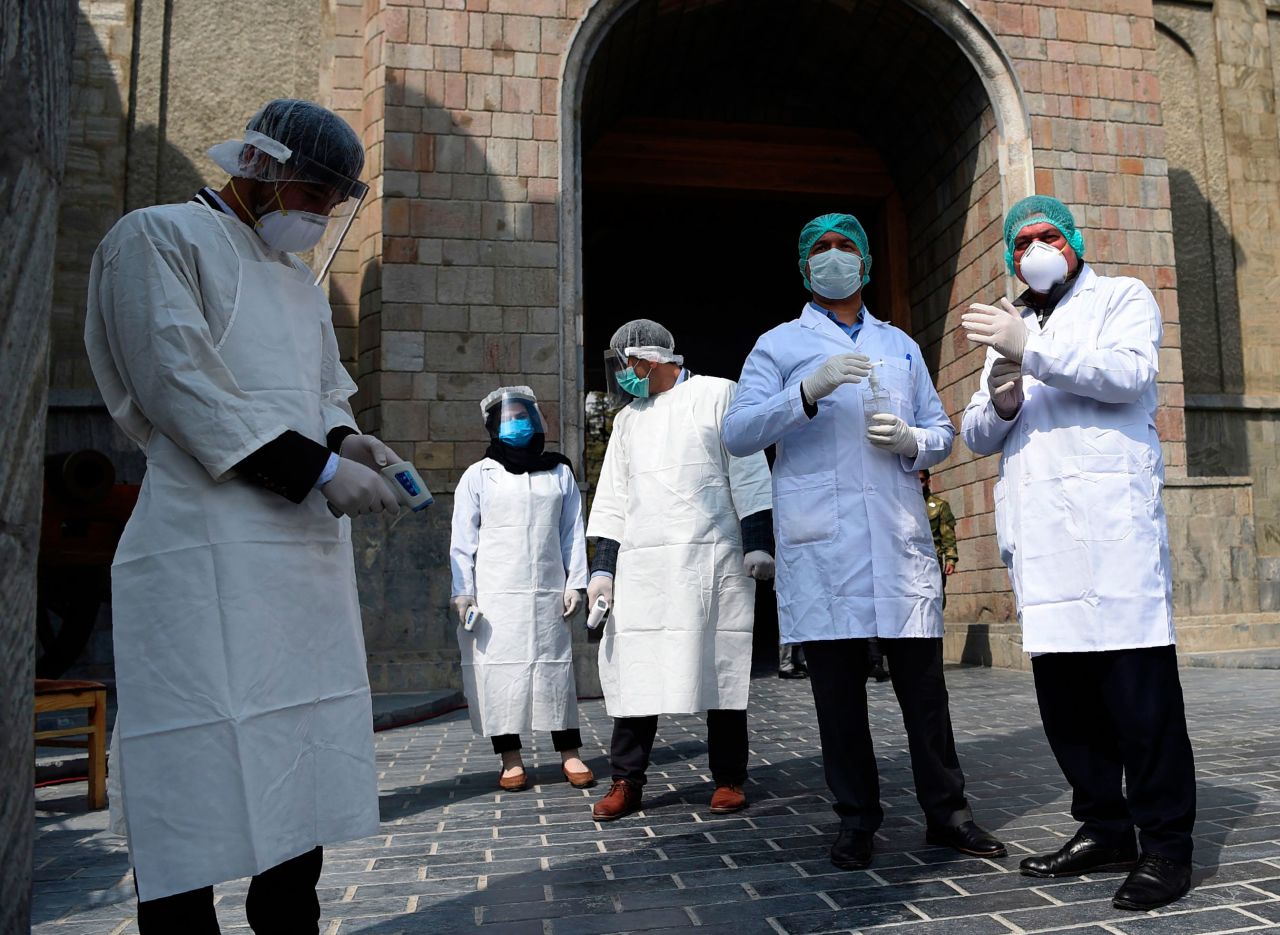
xmin=812 ymin=302 xmax=865 ymax=343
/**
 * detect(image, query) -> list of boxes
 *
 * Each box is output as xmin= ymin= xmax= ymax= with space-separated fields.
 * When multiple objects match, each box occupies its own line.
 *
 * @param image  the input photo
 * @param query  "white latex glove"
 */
xmin=988 ymin=356 xmax=1025 ymax=419
xmin=562 ymin=588 xmax=583 ymax=618
xmin=340 ymin=433 xmax=403 ymax=472
xmin=743 ymin=550 xmax=775 ymax=581
xmin=587 ymin=575 xmax=613 ymax=607
xmin=961 ymin=298 xmax=1029 ymax=363
xmin=866 ymin=413 xmax=919 ymax=457
xmin=452 ymin=595 xmax=476 ymax=626
xmin=801 ymin=352 xmax=873 ymax=402
xmin=321 ymin=458 xmax=399 ymax=516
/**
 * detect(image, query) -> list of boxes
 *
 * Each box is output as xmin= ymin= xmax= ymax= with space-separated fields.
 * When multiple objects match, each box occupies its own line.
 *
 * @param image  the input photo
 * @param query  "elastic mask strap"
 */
xmin=228 ymin=180 xmax=263 ymax=230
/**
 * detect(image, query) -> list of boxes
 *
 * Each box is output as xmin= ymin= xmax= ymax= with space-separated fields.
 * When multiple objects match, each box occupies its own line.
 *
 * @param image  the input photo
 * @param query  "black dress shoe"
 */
xmin=830 ymin=829 xmax=873 ymax=870
xmin=1019 ymin=832 xmax=1138 ymax=879
xmin=925 ymin=820 xmax=1008 ymax=858
xmin=1113 ymin=854 xmax=1192 ymax=910
xmin=868 ymin=665 xmax=889 ymax=682
xmin=778 ymin=667 xmax=808 ymax=679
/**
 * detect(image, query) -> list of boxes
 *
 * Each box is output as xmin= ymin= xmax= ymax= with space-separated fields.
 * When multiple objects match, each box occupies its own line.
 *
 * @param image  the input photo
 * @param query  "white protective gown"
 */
xmin=85 ymin=201 xmax=378 ymax=901
xmin=722 ymin=305 xmax=955 ymax=644
xmin=449 ymin=459 xmax=588 ymax=736
xmin=587 ymin=375 xmax=772 ymax=717
xmin=961 ymin=265 xmax=1174 ymax=653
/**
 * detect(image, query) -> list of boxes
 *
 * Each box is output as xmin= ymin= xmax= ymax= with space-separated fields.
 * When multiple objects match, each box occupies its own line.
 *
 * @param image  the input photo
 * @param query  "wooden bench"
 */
xmin=34 ymin=679 xmax=107 ymax=810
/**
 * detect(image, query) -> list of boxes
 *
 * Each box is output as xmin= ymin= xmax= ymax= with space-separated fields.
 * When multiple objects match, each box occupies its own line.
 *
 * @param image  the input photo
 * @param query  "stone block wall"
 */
xmin=340 ymin=0 xmax=590 ymax=690
xmin=365 ymin=0 xmax=572 ymax=494
xmin=51 ymin=1 xmax=133 ymax=395
xmin=1164 ymin=477 xmax=1259 ymax=616
xmin=2 ymin=1 xmax=77 ymax=926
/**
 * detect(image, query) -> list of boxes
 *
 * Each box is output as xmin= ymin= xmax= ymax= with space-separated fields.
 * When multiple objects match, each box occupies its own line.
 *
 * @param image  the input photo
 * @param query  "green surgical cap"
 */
xmin=1002 ymin=195 xmax=1086 ymax=275
xmin=798 ymin=213 xmax=872 ymax=289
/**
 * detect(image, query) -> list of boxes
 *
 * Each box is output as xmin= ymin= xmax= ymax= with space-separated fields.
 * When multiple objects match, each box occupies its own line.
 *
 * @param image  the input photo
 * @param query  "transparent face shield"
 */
xmin=602 ymin=348 xmax=633 ymax=409
xmin=281 ymin=148 xmax=370 ymax=284
xmin=307 ymin=186 xmax=365 ymax=285
xmin=602 ymin=345 xmax=682 ymax=407
xmin=208 ymin=132 xmax=369 ymax=283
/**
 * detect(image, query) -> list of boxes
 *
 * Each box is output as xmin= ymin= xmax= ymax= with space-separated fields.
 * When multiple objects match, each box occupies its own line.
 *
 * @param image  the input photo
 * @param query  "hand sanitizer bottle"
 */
xmin=862 ymin=363 xmax=890 ymax=426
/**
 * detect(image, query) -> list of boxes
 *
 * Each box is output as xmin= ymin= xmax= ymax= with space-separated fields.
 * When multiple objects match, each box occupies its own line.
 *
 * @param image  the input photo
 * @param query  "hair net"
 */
xmin=798 ymin=213 xmax=872 ymax=289
xmin=207 ymin=99 xmax=368 ymax=201
xmin=1002 ymin=195 xmax=1086 ymax=274
xmin=610 ymin=319 xmax=676 ymax=356
xmin=480 ymin=385 xmax=545 ymax=436
xmin=480 ymin=385 xmax=537 ymax=416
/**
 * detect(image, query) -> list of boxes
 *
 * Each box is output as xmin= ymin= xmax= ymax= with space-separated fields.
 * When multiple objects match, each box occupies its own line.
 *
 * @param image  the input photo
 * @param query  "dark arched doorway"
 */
xmin=571 ymin=0 xmax=1017 ymax=660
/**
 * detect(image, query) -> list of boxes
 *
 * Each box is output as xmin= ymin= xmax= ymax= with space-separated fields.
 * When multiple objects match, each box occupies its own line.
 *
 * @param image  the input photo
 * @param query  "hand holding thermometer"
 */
xmin=380 ymin=461 xmax=434 ymax=511
xmin=326 ymin=460 xmax=433 ymax=518
xmin=586 ymin=597 xmax=611 ymax=631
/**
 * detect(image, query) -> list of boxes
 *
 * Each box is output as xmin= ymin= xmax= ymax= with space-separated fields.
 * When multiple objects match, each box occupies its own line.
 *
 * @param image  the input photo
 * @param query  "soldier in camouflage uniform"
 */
xmin=919 ymin=470 xmax=958 ymax=601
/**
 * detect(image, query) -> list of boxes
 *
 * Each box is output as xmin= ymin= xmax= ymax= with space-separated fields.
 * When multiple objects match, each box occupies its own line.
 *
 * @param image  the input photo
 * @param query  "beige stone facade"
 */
xmin=50 ymin=0 xmax=1280 ymax=690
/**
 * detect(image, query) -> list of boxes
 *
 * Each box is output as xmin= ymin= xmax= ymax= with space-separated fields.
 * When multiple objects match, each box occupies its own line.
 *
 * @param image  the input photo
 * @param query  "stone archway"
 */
xmin=556 ymin=0 xmax=1035 ymax=465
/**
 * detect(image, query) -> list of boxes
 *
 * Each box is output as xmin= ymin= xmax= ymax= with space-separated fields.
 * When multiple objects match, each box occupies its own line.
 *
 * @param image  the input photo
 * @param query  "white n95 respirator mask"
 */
xmin=1018 ymin=240 xmax=1069 ymax=293
xmin=255 ymin=209 xmax=329 ymax=254
xmin=808 ymin=248 xmax=864 ymax=300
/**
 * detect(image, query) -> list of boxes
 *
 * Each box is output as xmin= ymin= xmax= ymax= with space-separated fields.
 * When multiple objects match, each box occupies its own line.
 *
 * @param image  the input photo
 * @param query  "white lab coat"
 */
xmin=449 ymin=460 xmax=588 ymax=736
xmin=961 ymin=265 xmax=1174 ymax=653
xmin=84 ymin=201 xmax=378 ymax=901
xmin=722 ymin=305 xmax=955 ymax=644
xmin=587 ymin=375 xmax=772 ymax=716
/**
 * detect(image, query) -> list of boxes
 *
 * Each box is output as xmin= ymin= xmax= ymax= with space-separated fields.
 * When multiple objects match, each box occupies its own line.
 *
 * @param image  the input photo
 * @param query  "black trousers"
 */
xmin=867 ymin=637 xmax=886 ymax=671
xmin=136 ymin=847 xmax=322 ymax=934
xmin=610 ymin=710 xmax=747 ymax=786
xmin=804 ymin=637 xmax=970 ymax=833
xmin=780 ymin=642 xmax=807 ymax=673
xmin=1033 ymin=645 xmax=1196 ymax=863
xmin=492 ymin=728 xmax=582 ymax=754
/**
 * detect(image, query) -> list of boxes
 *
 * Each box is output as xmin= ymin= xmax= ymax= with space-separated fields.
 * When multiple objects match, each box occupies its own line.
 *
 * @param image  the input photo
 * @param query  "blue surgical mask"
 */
xmin=616 ymin=366 xmax=650 ymax=398
xmin=498 ymin=418 xmax=535 ymax=447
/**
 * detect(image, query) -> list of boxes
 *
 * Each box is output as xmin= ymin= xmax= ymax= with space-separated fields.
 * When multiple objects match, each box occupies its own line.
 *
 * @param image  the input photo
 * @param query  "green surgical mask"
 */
xmin=616 ymin=366 xmax=650 ymax=398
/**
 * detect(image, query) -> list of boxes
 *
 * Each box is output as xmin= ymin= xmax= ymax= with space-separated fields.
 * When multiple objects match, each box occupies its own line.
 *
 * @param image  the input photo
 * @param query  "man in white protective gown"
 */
xmin=450 ymin=386 xmax=593 ymax=792
xmin=585 ymin=319 xmax=775 ymax=821
xmin=961 ymin=194 xmax=1196 ymax=912
xmin=85 ymin=100 xmax=395 ymax=932
xmin=722 ymin=213 xmax=1006 ymax=872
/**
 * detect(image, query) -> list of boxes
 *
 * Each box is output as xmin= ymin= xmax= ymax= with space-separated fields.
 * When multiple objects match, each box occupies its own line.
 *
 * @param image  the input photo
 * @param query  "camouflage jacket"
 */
xmin=925 ymin=494 xmax=958 ymax=565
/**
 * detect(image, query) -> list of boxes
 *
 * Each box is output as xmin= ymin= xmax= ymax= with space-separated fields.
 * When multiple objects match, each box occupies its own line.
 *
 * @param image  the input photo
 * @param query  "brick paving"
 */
xmin=31 ymin=665 xmax=1280 ymax=934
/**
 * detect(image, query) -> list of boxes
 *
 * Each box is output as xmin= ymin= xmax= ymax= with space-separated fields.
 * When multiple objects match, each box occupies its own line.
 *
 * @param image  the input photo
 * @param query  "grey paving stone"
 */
xmin=772 ymin=902 xmax=923 ymax=933
xmin=30 ymin=667 xmax=1280 ymax=934
xmin=1110 ymin=907 xmax=1276 ymax=933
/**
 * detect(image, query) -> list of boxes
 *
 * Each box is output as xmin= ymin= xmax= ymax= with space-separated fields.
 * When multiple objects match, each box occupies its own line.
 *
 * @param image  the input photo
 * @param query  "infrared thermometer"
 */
xmin=380 ymin=461 xmax=434 ymax=511
xmin=463 ymin=606 xmax=481 ymax=632
xmin=586 ymin=597 xmax=611 ymax=631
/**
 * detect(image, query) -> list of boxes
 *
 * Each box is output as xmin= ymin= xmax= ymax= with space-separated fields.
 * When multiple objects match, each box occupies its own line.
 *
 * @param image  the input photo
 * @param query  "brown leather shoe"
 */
xmin=592 ymin=779 xmax=641 ymax=821
xmin=498 ymin=768 xmax=527 ymax=792
xmin=563 ymin=763 xmax=595 ymax=788
xmin=710 ymin=784 xmax=747 ymax=814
